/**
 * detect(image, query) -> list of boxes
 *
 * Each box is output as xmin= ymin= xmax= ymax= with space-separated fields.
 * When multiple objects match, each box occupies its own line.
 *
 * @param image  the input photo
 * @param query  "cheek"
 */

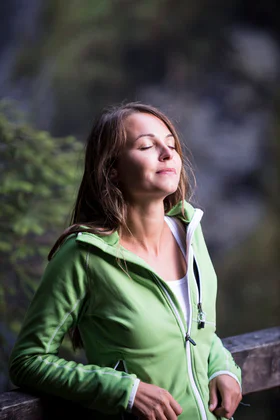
xmin=175 ymin=154 xmax=182 ymax=173
xmin=118 ymin=153 xmax=150 ymax=176
xmin=116 ymin=155 xmax=145 ymax=188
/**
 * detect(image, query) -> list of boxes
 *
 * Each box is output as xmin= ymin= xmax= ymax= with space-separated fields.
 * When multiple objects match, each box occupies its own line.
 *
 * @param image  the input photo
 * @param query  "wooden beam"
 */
xmin=0 ymin=390 xmax=93 ymax=419
xmin=222 ymin=326 xmax=280 ymax=394
xmin=0 ymin=390 xmax=42 ymax=420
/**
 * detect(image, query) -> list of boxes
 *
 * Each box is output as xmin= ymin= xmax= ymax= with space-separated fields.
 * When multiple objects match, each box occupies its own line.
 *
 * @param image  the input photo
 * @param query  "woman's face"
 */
xmin=116 ymin=112 xmax=182 ymax=204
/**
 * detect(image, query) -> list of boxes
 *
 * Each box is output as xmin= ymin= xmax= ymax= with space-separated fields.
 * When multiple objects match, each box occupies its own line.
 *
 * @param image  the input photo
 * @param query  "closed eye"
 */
xmin=139 ymin=146 xmax=153 ymax=150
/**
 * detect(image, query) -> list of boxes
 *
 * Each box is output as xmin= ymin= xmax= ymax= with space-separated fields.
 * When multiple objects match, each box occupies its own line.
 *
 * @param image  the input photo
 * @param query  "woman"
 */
xmin=9 ymin=103 xmax=242 ymax=420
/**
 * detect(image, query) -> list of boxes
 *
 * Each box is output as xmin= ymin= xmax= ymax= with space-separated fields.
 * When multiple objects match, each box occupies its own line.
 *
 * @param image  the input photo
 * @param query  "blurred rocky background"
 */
xmin=0 ymin=1 xmax=279 ymax=418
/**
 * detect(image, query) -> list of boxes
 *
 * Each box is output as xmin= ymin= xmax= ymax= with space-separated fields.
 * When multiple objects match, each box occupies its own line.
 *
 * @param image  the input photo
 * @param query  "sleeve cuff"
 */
xmin=208 ymin=371 xmax=242 ymax=392
xmin=126 ymin=378 xmax=140 ymax=412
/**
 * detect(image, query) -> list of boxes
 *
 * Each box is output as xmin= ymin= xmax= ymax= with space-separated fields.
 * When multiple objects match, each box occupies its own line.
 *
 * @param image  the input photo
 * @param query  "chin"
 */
xmin=161 ymin=182 xmax=179 ymax=195
xmin=157 ymin=186 xmax=179 ymax=198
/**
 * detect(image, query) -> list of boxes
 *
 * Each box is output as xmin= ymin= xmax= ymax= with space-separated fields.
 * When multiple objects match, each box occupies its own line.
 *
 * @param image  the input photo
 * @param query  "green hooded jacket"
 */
xmin=9 ymin=201 xmax=241 ymax=420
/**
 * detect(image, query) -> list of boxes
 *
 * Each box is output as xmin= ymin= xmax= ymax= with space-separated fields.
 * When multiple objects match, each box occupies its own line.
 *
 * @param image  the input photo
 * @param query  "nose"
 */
xmin=159 ymin=144 xmax=173 ymax=161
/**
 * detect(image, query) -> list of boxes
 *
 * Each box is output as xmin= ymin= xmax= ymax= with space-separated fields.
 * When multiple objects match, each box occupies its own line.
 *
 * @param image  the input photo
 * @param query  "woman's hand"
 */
xmin=209 ymin=374 xmax=242 ymax=419
xmin=131 ymin=381 xmax=183 ymax=420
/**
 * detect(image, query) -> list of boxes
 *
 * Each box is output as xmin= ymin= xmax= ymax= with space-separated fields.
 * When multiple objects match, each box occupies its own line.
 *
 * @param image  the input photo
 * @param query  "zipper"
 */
xmin=185 ymin=333 xmax=196 ymax=346
xmin=193 ymin=254 xmax=206 ymax=329
xmin=187 ymin=209 xmax=206 ymax=330
xmin=165 ymin=214 xmax=206 ymax=329
xmin=152 ymin=274 xmax=197 ymax=347
xmin=185 ymin=229 xmax=208 ymax=420
xmin=154 ymin=274 xmax=207 ymax=420
xmin=156 ymin=209 xmax=207 ymax=420
xmin=152 ymin=275 xmax=186 ymax=341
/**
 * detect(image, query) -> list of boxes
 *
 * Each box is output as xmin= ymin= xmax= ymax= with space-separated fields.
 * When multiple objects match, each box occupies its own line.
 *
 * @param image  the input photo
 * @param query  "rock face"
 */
xmin=140 ymin=27 xmax=280 ymax=253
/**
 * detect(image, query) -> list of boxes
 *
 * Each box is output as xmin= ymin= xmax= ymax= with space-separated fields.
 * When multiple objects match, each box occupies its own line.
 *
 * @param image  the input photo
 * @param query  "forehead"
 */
xmin=124 ymin=112 xmax=171 ymax=137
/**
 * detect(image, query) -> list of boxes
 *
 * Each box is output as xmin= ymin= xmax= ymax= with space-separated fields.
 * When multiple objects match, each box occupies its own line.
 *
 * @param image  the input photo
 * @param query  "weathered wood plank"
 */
xmin=0 ymin=390 xmax=42 ymax=420
xmin=0 ymin=389 xmax=93 ymax=419
xmin=1 ymin=327 xmax=279 ymax=419
xmin=222 ymin=326 xmax=280 ymax=394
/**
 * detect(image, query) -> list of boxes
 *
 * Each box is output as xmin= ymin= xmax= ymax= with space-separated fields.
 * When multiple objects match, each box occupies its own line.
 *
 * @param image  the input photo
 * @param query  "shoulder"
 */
xmin=47 ymin=234 xmax=90 ymax=277
xmin=50 ymin=231 xmax=120 ymax=275
xmin=54 ymin=232 xmax=90 ymax=256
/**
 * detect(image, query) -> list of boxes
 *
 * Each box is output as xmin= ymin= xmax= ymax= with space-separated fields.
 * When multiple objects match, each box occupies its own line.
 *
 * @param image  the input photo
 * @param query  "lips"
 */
xmin=156 ymin=168 xmax=177 ymax=174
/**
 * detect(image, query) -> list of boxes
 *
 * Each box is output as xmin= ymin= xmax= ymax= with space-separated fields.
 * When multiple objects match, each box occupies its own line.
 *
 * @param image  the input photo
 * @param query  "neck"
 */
xmin=120 ymin=201 xmax=167 ymax=256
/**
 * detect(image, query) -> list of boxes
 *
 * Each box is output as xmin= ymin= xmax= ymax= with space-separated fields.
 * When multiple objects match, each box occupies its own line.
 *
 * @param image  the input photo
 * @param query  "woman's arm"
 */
xmin=209 ymin=374 xmax=241 ymax=419
xmin=9 ymin=237 xmax=137 ymax=414
xmin=208 ymin=333 xmax=242 ymax=387
xmin=208 ymin=333 xmax=242 ymax=418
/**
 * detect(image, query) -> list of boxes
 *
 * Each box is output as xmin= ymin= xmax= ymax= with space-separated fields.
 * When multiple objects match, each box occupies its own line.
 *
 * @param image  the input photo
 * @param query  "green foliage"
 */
xmin=0 ymin=101 xmax=83 ymax=371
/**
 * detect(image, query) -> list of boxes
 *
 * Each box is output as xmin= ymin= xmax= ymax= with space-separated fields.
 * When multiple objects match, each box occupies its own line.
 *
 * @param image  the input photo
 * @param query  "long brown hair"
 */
xmin=49 ymin=102 xmax=192 ymax=260
xmin=48 ymin=102 xmax=193 ymax=349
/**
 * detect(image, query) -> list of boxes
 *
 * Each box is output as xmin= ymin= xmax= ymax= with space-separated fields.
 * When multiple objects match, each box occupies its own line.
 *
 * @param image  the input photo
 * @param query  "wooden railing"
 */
xmin=0 ymin=326 xmax=279 ymax=419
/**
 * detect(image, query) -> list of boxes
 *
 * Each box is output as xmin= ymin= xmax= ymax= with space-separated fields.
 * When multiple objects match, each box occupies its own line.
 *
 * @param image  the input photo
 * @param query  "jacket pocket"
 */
xmin=113 ymin=359 xmax=129 ymax=373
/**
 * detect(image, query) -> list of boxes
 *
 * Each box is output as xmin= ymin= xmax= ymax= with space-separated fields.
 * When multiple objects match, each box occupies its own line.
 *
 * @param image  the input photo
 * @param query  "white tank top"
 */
xmin=164 ymin=216 xmax=189 ymax=324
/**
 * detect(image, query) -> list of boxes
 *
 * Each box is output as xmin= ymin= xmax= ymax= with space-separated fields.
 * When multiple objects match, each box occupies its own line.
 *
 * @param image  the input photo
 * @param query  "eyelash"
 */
xmin=139 ymin=146 xmax=152 ymax=150
xmin=139 ymin=146 xmax=176 ymax=151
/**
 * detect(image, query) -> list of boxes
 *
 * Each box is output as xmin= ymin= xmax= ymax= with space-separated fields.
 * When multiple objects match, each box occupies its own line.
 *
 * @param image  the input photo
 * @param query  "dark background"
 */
xmin=0 ymin=1 xmax=279 ymax=419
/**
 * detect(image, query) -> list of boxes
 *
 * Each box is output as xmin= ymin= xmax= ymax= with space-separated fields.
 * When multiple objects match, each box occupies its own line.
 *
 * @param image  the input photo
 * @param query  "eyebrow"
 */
xmin=135 ymin=133 xmax=174 ymax=141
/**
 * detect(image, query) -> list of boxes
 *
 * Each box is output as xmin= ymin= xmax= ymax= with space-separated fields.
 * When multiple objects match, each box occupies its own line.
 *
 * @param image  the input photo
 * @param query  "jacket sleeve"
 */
xmin=208 ymin=333 xmax=242 ymax=390
xmin=8 ymin=237 xmax=137 ymax=414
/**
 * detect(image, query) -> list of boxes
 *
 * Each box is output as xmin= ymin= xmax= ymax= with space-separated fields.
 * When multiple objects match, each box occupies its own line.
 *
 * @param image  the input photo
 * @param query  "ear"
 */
xmin=110 ymin=168 xmax=119 ymax=181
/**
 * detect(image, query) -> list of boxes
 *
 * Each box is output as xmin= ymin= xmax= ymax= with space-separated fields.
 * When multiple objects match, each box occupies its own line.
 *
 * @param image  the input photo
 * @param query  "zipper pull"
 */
xmin=185 ymin=333 xmax=196 ymax=346
xmin=198 ymin=303 xmax=206 ymax=329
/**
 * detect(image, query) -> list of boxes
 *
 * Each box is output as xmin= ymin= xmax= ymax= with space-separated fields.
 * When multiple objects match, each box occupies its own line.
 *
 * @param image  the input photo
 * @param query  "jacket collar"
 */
xmin=166 ymin=200 xmax=195 ymax=223
xmin=76 ymin=200 xmax=198 ymax=250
